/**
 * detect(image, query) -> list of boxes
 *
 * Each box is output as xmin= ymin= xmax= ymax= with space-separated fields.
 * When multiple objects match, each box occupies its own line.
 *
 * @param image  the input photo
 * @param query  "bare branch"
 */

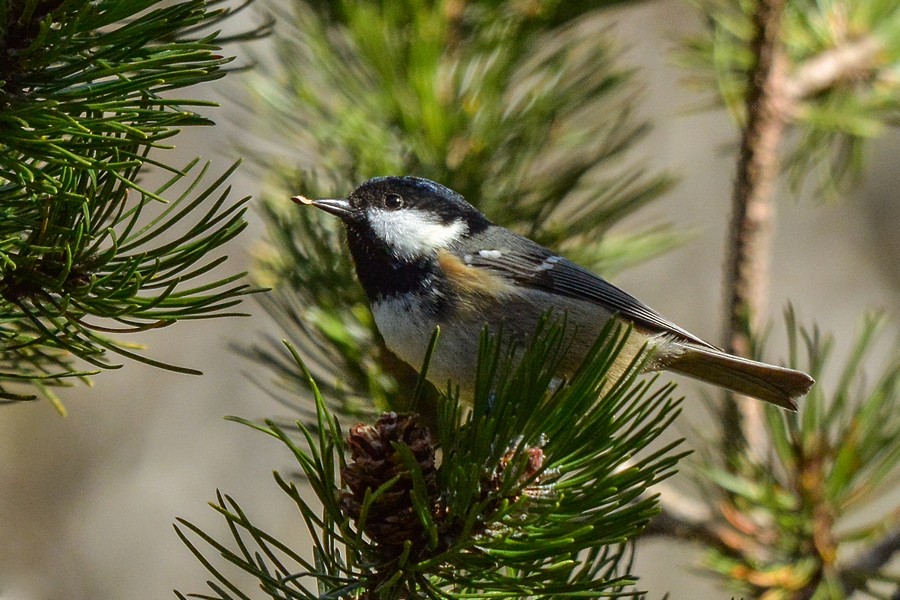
xmin=784 ymin=35 xmax=885 ymax=103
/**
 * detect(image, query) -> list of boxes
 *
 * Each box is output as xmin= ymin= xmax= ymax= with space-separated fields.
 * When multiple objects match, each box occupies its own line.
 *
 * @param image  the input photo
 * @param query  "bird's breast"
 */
xmin=370 ymin=286 xmax=632 ymax=399
xmin=370 ymin=294 xmax=440 ymax=368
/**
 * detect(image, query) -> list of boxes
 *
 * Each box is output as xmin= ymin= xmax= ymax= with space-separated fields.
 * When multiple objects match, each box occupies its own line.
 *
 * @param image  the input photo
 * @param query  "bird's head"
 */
xmin=294 ymin=176 xmax=490 ymax=261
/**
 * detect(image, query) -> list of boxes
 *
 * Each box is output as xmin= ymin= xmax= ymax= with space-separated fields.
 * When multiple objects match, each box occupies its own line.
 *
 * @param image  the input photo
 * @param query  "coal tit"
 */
xmin=294 ymin=176 xmax=813 ymax=409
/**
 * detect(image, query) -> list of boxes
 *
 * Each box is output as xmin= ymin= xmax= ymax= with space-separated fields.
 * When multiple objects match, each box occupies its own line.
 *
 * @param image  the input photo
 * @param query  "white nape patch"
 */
xmin=535 ymin=255 xmax=561 ymax=271
xmin=367 ymin=208 xmax=467 ymax=260
xmin=463 ymin=254 xmax=473 ymax=264
xmin=478 ymin=249 xmax=502 ymax=259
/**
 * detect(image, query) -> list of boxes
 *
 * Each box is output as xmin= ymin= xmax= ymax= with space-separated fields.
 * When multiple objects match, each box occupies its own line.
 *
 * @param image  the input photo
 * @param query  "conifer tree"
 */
xmin=7 ymin=1 xmax=893 ymax=598
xmin=178 ymin=1 xmax=898 ymax=597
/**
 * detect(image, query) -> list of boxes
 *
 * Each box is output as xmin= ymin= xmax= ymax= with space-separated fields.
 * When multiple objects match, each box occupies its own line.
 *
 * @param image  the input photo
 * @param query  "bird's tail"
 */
xmin=663 ymin=344 xmax=814 ymax=410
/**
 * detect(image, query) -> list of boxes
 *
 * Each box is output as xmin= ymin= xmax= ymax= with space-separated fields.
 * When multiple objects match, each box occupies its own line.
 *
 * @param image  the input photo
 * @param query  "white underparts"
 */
xmin=367 ymin=208 xmax=468 ymax=260
xmin=371 ymin=295 xmax=436 ymax=374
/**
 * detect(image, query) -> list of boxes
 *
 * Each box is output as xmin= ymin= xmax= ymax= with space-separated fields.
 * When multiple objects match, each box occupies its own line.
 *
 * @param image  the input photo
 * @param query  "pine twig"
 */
xmin=180 ymin=325 xmax=687 ymax=598
xmin=0 ymin=1 xmax=267 ymax=405
xmin=721 ymin=0 xmax=789 ymax=464
xmin=784 ymin=35 xmax=885 ymax=103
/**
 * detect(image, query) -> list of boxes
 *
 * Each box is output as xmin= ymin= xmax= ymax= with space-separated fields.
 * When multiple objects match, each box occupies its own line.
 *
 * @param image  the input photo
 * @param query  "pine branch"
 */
xmin=178 ymin=321 xmax=688 ymax=598
xmin=677 ymin=6 xmax=900 ymax=593
xmin=683 ymin=312 xmax=899 ymax=598
xmin=784 ymin=35 xmax=886 ymax=103
xmin=720 ymin=0 xmax=789 ymax=464
xmin=681 ymin=0 xmax=900 ymax=197
xmin=0 ymin=0 xmax=266 ymax=406
xmin=641 ymin=311 xmax=900 ymax=598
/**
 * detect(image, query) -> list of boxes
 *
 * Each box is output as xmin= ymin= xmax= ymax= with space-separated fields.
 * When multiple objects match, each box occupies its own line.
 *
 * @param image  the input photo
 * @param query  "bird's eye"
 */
xmin=383 ymin=193 xmax=404 ymax=210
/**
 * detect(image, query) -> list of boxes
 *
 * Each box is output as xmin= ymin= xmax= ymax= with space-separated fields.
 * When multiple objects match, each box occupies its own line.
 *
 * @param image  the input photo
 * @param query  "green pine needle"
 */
xmin=681 ymin=0 xmax=900 ymax=199
xmin=178 ymin=320 xmax=687 ymax=599
xmin=1 ymin=0 xmax=267 ymax=406
xmin=699 ymin=310 xmax=899 ymax=598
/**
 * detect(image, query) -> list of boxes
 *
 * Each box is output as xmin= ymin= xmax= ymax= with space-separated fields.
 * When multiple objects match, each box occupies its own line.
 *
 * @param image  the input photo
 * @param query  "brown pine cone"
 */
xmin=340 ymin=412 xmax=437 ymax=551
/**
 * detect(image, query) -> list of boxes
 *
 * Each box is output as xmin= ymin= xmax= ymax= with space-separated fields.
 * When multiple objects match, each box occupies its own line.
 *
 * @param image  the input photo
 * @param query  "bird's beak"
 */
xmin=291 ymin=195 xmax=353 ymax=220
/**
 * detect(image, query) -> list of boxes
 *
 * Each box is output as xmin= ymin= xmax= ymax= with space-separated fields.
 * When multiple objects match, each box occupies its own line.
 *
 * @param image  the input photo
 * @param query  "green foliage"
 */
xmin=177 ymin=320 xmax=686 ymax=598
xmin=244 ymin=0 xmax=679 ymax=414
xmin=681 ymin=0 xmax=900 ymax=197
xmin=0 ymin=0 xmax=266 ymax=408
xmin=696 ymin=310 xmax=899 ymax=598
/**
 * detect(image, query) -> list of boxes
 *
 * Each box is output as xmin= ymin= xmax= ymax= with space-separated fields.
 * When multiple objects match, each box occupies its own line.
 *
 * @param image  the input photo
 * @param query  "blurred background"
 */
xmin=1 ymin=2 xmax=897 ymax=599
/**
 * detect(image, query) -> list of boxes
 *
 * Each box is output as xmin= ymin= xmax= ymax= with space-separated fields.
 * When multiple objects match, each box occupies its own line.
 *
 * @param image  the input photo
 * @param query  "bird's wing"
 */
xmin=459 ymin=232 xmax=719 ymax=351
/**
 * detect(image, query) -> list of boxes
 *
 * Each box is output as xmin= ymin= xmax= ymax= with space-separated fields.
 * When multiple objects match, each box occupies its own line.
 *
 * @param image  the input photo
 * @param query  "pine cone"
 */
xmin=340 ymin=412 xmax=437 ymax=551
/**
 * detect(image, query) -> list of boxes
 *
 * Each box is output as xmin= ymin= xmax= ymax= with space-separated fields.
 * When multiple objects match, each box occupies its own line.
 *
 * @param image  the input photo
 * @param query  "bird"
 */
xmin=293 ymin=176 xmax=813 ymax=410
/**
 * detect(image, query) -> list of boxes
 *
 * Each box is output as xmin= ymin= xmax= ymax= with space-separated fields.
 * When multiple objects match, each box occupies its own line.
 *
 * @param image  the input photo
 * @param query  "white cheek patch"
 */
xmin=367 ymin=208 xmax=468 ymax=259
